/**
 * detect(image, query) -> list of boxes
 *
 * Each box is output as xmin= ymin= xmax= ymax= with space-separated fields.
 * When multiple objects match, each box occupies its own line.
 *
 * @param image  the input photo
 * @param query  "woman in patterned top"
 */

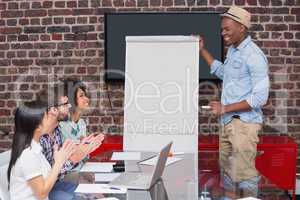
xmin=59 ymin=79 xmax=104 ymax=171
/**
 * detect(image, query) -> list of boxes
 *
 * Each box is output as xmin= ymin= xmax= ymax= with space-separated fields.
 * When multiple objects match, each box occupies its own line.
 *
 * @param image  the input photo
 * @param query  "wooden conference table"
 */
xmin=74 ymin=150 xmax=290 ymax=200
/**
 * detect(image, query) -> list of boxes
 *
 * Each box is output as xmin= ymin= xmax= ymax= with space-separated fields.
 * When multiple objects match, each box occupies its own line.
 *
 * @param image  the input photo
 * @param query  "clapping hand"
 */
xmin=81 ymin=133 xmax=105 ymax=153
xmin=69 ymin=134 xmax=105 ymax=163
xmin=69 ymin=143 xmax=90 ymax=164
xmin=91 ymin=133 xmax=105 ymax=152
xmin=53 ymin=139 xmax=76 ymax=167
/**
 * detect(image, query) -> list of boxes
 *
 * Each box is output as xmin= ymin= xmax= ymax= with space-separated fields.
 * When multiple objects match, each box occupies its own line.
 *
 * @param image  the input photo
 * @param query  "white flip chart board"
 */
xmin=123 ymin=36 xmax=199 ymax=154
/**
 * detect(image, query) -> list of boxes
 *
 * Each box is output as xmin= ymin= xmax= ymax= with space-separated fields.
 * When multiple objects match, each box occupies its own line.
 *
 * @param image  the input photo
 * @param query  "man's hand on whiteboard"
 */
xmin=198 ymin=36 xmax=205 ymax=50
xmin=191 ymin=35 xmax=205 ymax=50
xmin=197 ymin=36 xmax=214 ymax=66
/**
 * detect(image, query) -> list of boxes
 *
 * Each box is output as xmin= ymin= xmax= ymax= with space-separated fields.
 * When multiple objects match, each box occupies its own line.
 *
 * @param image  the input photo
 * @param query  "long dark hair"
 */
xmin=7 ymin=101 xmax=47 ymax=187
xmin=62 ymin=78 xmax=88 ymax=111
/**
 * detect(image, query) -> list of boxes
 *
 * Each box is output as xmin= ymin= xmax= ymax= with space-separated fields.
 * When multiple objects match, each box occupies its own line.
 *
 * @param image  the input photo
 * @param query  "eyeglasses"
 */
xmin=48 ymin=101 xmax=72 ymax=110
xmin=56 ymin=101 xmax=72 ymax=108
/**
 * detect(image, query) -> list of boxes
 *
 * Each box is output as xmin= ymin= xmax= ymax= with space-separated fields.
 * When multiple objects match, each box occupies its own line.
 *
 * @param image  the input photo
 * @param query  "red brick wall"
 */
xmin=0 ymin=0 xmax=299 ymax=151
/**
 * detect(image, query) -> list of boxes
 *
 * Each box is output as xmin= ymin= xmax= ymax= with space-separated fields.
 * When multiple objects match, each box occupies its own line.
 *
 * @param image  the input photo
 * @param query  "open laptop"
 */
xmin=126 ymin=179 xmax=169 ymax=200
xmin=108 ymin=142 xmax=172 ymax=190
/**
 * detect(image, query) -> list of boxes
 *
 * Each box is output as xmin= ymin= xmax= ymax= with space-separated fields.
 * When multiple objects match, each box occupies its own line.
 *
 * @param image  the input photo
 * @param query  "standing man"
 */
xmin=199 ymin=6 xmax=269 ymax=198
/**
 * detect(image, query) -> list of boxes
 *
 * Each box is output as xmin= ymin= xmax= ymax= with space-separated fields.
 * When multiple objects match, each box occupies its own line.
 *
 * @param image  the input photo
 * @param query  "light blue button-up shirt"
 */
xmin=211 ymin=36 xmax=269 ymax=125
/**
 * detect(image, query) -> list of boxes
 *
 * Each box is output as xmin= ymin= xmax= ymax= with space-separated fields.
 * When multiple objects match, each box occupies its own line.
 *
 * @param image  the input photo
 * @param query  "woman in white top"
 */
xmin=7 ymin=101 xmax=76 ymax=200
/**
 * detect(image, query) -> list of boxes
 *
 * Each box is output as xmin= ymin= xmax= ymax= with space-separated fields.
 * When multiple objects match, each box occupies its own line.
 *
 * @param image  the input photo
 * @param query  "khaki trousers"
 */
xmin=219 ymin=118 xmax=261 ymax=182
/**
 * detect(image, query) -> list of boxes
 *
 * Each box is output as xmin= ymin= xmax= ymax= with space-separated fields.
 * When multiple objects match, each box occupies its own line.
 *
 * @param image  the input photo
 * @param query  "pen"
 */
xmin=168 ymin=152 xmax=184 ymax=157
xmin=201 ymin=105 xmax=211 ymax=110
xmin=109 ymin=187 xmax=121 ymax=190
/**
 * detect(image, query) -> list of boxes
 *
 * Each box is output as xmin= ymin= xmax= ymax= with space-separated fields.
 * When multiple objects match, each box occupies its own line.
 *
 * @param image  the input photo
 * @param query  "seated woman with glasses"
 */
xmin=7 ymin=100 xmax=76 ymax=200
xmin=59 ymin=79 xmax=104 ymax=171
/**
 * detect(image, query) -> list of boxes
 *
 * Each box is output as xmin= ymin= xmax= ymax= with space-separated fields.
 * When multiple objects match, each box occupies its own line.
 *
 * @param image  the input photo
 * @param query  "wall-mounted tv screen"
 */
xmin=105 ymin=13 xmax=222 ymax=82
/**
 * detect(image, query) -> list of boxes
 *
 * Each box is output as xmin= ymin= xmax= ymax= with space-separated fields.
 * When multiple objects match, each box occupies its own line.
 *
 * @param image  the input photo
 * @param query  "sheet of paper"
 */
xmin=80 ymin=162 xmax=115 ymax=173
xmin=96 ymin=198 xmax=120 ymax=200
xmin=237 ymin=198 xmax=261 ymax=200
xmin=95 ymin=173 xmax=122 ymax=182
xmin=139 ymin=156 xmax=182 ymax=166
xmin=111 ymin=152 xmax=141 ymax=161
xmin=75 ymin=184 xmax=127 ymax=194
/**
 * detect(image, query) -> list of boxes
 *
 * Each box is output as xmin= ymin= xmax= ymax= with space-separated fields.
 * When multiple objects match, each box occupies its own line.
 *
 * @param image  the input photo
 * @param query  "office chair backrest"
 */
xmin=0 ymin=150 xmax=11 ymax=200
xmin=0 ymin=164 xmax=10 ymax=200
xmin=0 ymin=150 xmax=10 ymax=166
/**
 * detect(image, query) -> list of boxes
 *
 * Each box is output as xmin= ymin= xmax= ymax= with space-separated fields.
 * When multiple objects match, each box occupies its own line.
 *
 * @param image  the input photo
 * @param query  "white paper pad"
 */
xmin=96 ymin=198 xmax=119 ymax=200
xmin=80 ymin=162 xmax=115 ymax=173
xmin=75 ymin=184 xmax=127 ymax=194
xmin=111 ymin=152 xmax=141 ymax=160
xmin=95 ymin=173 xmax=122 ymax=182
xmin=139 ymin=156 xmax=182 ymax=166
xmin=237 ymin=198 xmax=261 ymax=200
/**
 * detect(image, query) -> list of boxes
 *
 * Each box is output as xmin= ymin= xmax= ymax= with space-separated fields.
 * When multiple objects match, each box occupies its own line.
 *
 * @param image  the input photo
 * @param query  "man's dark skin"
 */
xmin=199 ymin=17 xmax=253 ymax=116
xmin=200 ymin=16 xmax=262 ymax=198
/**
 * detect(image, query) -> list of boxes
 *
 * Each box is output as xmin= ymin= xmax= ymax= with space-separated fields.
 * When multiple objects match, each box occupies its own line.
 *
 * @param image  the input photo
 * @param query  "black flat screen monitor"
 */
xmin=105 ymin=13 xmax=223 ymax=82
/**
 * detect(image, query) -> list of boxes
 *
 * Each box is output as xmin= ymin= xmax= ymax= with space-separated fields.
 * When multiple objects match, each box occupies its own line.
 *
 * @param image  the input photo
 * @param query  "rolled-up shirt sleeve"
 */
xmin=246 ymin=53 xmax=270 ymax=109
xmin=210 ymin=59 xmax=224 ymax=80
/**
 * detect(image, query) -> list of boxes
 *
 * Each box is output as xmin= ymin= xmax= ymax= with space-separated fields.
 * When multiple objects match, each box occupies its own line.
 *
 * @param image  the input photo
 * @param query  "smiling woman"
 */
xmin=59 ymin=79 xmax=90 ymax=143
xmin=59 ymin=79 xmax=105 ymax=172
